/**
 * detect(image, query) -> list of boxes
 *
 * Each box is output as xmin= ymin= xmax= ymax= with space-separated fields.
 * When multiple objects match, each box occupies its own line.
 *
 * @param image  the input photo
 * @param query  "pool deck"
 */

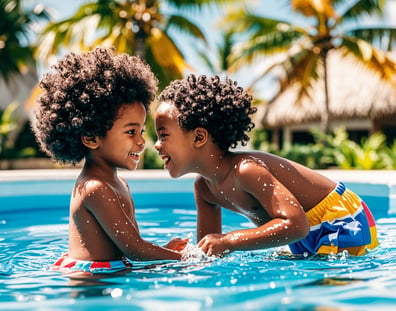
xmin=1 ymin=169 xmax=396 ymax=217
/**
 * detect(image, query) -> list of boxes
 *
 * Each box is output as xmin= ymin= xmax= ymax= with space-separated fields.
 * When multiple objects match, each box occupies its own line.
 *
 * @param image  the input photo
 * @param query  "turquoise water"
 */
xmin=1 ymin=174 xmax=396 ymax=310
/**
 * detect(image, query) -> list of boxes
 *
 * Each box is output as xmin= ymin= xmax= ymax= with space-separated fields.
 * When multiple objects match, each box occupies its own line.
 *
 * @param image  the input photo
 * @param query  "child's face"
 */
xmin=154 ymin=102 xmax=196 ymax=178
xmin=96 ymin=102 xmax=146 ymax=170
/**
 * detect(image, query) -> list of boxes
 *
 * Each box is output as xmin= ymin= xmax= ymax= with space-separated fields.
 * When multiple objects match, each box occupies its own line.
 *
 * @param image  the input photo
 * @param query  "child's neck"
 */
xmin=201 ymin=151 xmax=232 ymax=186
xmin=81 ymin=158 xmax=119 ymax=182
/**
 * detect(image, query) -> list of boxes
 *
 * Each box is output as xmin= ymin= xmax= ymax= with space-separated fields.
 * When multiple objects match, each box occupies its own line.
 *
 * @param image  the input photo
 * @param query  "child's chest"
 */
xmin=208 ymin=184 xmax=271 ymax=224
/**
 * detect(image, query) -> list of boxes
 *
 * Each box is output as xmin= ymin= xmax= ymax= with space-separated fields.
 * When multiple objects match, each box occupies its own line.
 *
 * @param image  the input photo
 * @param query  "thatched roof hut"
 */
xmin=258 ymin=51 xmax=396 ymax=145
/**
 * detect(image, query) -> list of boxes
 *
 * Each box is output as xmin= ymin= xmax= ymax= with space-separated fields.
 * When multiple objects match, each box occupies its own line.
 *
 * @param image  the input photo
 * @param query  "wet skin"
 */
xmin=68 ymin=102 xmax=187 ymax=262
xmin=155 ymin=102 xmax=336 ymax=257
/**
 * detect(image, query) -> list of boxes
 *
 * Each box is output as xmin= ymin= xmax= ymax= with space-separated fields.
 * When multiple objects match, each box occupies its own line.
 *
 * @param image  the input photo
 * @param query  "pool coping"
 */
xmin=1 ymin=169 xmax=396 ymax=216
xmin=0 ymin=168 xmax=395 ymax=181
xmin=0 ymin=169 xmax=196 ymax=181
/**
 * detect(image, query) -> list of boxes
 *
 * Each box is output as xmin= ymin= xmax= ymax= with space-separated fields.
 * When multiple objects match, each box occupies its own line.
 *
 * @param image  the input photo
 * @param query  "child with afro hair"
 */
xmin=154 ymin=74 xmax=378 ymax=258
xmin=34 ymin=47 xmax=187 ymax=278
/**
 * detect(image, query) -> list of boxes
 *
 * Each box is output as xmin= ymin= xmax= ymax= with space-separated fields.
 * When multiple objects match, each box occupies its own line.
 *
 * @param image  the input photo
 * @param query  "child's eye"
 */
xmin=158 ymin=133 xmax=168 ymax=140
xmin=127 ymin=129 xmax=136 ymax=135
xmin=141 ymin=129 xmax=146 ymax=135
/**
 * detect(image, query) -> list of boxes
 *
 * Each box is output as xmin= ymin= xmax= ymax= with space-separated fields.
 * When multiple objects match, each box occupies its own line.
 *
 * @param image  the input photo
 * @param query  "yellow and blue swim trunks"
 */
xmin=289 ymin=182 xmax=378 ymax=256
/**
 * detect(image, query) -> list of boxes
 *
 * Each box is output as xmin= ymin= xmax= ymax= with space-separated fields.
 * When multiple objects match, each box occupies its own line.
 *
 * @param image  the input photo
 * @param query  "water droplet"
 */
xmin=111 ymin=288 xmax=123 ymax=298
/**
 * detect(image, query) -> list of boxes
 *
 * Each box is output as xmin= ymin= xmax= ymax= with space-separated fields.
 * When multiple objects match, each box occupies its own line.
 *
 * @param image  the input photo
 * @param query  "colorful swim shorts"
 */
xmin=289 ymin=182 xmax=378 ymax=256
xmin=51 ymin=253 xmax=133 ymax=276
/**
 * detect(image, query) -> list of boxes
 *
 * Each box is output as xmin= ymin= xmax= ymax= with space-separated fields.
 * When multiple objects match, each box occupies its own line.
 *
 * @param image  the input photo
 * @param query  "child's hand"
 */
xmin=165 ymin=238 xmax=189 ymax=252
xmin=198 ymin=233 xmax=230 ymax=257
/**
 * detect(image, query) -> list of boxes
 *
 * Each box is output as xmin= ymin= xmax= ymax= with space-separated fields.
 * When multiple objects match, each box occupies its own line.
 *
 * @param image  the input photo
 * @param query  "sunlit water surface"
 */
xmin=2 ymin=203 xmax=396 ymax=311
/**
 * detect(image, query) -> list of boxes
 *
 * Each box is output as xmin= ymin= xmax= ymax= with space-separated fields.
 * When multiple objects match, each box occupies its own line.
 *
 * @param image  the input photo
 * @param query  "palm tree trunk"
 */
xmin=134 ymin=29 xmax=147 ymax=59
xmin=321 ymin=50 xmax=330 ymax=133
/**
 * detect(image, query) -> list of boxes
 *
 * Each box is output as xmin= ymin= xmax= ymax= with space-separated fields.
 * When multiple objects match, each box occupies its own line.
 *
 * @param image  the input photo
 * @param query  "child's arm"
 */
xmin=85 ymin=181 xmax=184 ymax=261
xmin=197 ymin=159 xmax=310 ymax=257
xmin=195 ymin=177 xmax=222 ymax=242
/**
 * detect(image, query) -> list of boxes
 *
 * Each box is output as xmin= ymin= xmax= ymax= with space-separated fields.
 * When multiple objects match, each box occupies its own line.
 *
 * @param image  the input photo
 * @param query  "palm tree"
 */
xmin=223 ymin=0 xmax=396 ymax=132
xmin=197 ymin=31 xmax=235 ymax=74
xmin=35 ymin=0 xmax=236 ymax=88
xmin=0 ymin=0 xmax=48 ymax=83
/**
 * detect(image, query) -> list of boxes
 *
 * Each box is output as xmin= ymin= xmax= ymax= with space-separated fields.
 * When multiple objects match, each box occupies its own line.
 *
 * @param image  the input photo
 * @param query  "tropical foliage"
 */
xmin=0 ymin=0 xmax=48 ymax=82
xmin=223 ymin=0 xmax=396 ymax=132
xmin=252 ymin=127 xmax=396 ymax=170
xmin=0 ymin=102 xmax=20 ymax=158
xmin=197 ymin=30 xmax=236 ymax=74
xmin=35 ymin=0 xmax=236 ymax=88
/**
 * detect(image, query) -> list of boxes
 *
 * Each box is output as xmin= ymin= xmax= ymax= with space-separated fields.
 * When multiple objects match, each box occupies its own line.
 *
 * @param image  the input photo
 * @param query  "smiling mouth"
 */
xmin=129 ymin=152 xmax=141 ymax=161
xmin=160 ymin=155 xmax=170 ymax=168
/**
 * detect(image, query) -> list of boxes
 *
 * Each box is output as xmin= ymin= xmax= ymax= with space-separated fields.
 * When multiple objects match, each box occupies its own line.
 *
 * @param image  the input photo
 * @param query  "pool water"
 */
xmin=1 ymin=171 xmax=396 ymax=310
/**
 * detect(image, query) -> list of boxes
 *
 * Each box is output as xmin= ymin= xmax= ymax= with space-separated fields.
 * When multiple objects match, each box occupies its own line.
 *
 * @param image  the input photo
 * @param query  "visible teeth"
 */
xmin=129 ymin=152 xmax=139 ymax=156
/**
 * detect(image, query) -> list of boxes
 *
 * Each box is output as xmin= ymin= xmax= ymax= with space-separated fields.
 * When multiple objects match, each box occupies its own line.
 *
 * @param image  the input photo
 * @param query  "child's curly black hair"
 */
xmin=34 ymin=47 xmax=158 ymax=164
xmin=158 ymin=74 xmax=256 ymax=151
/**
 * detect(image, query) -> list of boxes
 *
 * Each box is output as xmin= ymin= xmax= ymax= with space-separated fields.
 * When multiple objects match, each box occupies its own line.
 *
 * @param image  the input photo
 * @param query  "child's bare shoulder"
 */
xmin=194 ymin=175 xmax=210 ymax=191
xmin=234 ymin=153 xmax=270 ymax=174
xmin=75 ymin=176 xmax=115 ymax=197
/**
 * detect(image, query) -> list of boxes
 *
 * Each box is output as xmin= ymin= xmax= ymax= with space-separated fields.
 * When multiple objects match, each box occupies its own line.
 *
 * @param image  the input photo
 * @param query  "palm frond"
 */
xmin=340 ymin=36 xmax=396 ymax=83
xmin=197 ymin=50 xmax=215 ymax=71
xmin=166 ymin=15 xmax=206 ymax=42
xmin=166 ymin=0 xmax=246 ymax=11
xmin=36 ymin=14 xmax=103 ymax=61
xmin=279 ymin=50 xmax=321 ymax=102
xmin=249 ymin=48 xmax=321 ymax=104
xmin=144 ymin=43 xmax=182 ymax=89
xmin=291 ymin=0 xmax=336 ymax=18
xmin=228 ymin=27 xmax=306 ymax=71
xmin=0 ymin=0 xmax=49 ymax=81
xmin=345 ymin=27 xmax=396 ymax=51
xmin=148 ymin=28 xmax=191 ymax=76
xmin=221 ymin=9 xmax=294 ymax=36
xmin=339 ymin=0 xmax=384 ymax=23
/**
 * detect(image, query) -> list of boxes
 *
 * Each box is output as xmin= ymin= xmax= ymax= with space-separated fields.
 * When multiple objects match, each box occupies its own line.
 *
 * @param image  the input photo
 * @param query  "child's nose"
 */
xmin=154 ymin=140 xmax=161 ymax=150
xmin=138 ymin=136 xmax=145 ymax=148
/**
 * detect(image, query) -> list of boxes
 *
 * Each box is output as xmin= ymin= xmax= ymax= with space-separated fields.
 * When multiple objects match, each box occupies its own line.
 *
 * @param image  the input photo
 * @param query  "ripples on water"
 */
xmin=1 ymin=206 xmax=396 ymax=310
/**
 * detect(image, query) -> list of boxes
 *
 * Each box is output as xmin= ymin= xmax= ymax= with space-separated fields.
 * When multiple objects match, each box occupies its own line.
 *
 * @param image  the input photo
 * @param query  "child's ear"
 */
xmin=193 ymin=128 xmax=208 ymax=147
xmin=81 ymin=135 xmax=99 ymax=149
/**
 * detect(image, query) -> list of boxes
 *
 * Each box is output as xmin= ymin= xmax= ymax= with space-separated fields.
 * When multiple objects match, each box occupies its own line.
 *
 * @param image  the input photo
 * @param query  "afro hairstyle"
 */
xmin=158 ymin=74 xmax=256 ymax=151
xmin=34 ymin=47 xmax=158 ymax=164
